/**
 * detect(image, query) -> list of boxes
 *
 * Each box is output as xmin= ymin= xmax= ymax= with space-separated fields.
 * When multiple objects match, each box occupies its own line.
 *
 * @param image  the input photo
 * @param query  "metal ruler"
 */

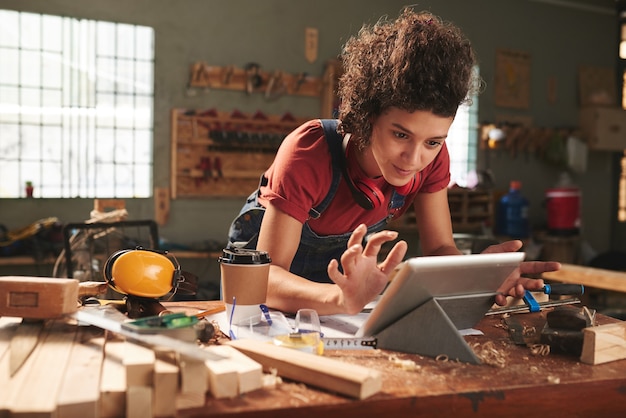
xmin=322 ymin=337 xmax=377 ymax=350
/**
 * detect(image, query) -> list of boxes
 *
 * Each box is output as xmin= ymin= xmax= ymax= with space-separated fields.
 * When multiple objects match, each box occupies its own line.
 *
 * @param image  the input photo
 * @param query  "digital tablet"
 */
xmin=355 ymin=252 xmax=525 ymax=338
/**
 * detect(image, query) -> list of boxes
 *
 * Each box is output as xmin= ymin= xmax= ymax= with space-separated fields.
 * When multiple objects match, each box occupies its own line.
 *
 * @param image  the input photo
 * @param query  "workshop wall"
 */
xmin=0 ymin=0 xmax=620 ymax=272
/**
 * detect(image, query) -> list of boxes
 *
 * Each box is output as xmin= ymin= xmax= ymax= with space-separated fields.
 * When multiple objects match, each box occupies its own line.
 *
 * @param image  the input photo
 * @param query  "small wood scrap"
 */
xmin=580 ymin=321 xmax=626 ymax=365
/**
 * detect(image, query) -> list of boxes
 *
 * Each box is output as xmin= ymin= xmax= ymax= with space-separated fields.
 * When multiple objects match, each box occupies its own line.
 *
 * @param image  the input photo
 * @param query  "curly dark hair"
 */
xmin=338 ymin=8 xmax=483 ymax=148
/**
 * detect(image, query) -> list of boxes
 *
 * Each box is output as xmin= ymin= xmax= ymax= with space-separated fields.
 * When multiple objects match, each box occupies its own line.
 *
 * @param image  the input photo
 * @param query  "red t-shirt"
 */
xmin=259 ymin=120 xmax=450 ymax=236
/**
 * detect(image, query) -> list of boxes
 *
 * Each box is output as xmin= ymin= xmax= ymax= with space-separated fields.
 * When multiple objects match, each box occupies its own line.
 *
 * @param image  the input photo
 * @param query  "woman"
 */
xmin=228 ymin=8 xmax=560 ymax=315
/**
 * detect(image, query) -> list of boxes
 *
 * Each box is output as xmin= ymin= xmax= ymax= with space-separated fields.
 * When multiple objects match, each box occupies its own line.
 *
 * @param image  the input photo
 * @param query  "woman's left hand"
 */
xmin=482 ymin=240 xmax=561 ymax=306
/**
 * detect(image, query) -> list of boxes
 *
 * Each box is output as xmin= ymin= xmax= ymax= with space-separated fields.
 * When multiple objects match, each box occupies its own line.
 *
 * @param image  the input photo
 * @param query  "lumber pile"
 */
xmin=0 ymin=316 xmax=382 ymax=417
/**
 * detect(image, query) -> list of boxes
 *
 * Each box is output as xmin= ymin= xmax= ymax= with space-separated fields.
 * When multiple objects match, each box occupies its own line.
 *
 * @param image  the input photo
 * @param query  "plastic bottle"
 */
xmin=498 ymin=180 xmax=530 ymax=239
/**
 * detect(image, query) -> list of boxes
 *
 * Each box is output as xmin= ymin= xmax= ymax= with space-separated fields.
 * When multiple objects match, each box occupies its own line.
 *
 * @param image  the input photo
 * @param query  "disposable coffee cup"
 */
xmin=218 ymin=248 xmax=271 ymax=326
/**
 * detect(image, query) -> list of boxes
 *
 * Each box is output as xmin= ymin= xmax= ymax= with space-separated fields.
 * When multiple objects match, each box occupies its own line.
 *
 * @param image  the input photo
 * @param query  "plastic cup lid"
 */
xmin=219 ymin=247 xmax=271 ymax=265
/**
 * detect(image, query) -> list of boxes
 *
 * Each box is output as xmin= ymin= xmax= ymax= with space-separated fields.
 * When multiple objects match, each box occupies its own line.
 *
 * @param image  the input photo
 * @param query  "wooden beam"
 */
xmin=100 ymin=339 xmax=127 ymax=418
xmin=227 ymin=339 xmax=382 ymax=399
xmin=56 ymin=330 xmax=105 ymax=418
xmin=207 ymin=345 xmax=263 ymax=394
xmin=0 ymin=276 xmax=78 ymax=319
xmin=8 ymin=320 xmax=77 ymax=417
xmin=542 ymin=263 xmax=626 ymax=293
xmin=153 ymin=354 xmax=179 ymax=418
xmin=580 ymin=321 xmax=626 ymax=365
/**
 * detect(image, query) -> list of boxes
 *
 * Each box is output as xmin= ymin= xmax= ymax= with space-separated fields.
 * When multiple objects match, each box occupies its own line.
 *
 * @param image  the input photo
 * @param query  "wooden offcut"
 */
xmin=542 ymin=264 xmax=626 ymax=293
xmin=0 ymin=276 xmax=79 ymax=319
xmin=580 ymin=321 xmax=626 ymax=365
xmin=227 ymin=339 xmax=382 ymax=399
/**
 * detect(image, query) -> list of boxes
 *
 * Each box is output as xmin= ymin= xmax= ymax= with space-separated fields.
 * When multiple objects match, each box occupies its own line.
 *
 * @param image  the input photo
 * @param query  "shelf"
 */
xmin=170 ymin=108 xmax=309 ymax=198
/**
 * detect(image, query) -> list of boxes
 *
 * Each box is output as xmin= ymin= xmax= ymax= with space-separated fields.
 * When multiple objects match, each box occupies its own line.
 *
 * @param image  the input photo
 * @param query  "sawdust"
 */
xmin=387 ymin=354 xmax=422 ymax=371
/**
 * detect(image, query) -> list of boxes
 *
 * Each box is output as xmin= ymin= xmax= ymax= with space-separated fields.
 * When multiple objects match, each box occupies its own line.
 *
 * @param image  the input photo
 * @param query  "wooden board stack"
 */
xmin=0 ymin=276 xmax=383 ymax=416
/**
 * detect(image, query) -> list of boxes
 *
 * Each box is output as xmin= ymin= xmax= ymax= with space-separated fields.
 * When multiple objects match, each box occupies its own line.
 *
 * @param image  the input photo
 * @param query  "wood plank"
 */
xmin=100 ymin=339 xmax=127 ymax=418
xmin=123 ymin=340 xmax=155 ymax=387
xmin=56 ymin=329 xmax=105 ymax=418
xmin=580 ymin=321 xmax=626 ymax=365
xmin=202 ymin=346 xmax=247 ymax=399
xmin=8 ymin=320 xmax=77 ymax=417
xmin=0 ymin=317 xmax=24 ymax=416
xmin=127 ymin=386 xmax=153 ymax=418
xmin=177 ymin=354 xmax=207 ymax=408
xmin=153 ymin=354 xmax=179 ymax=418
xmin=542 ymin=263 xmax=626 ymax=293
xmin=0 ymin=276 xmax=78 ymax=319
xmin=227 ymin=339 xmax=382 ymax=400
xmin=204 ymin=345 xmax=263 ymax=395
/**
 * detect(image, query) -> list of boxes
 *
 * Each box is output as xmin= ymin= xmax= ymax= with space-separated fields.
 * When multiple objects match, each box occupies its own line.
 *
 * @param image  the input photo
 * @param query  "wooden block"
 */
xmin=205 ymin=345 xmax=263 ymax=394
xmin=7 ymin=320 xmax=78 ymax=417
xmin=153 ymin=356 xmax=179 ymax=418
xmin=580 ymin=321 xmax=626 ymax=365
xmin=0 ymin=276 xmax=79 ymax=319
xmin=203 ymin=350 xmax=239 ymax=399
xmin=100 ymin=339 xmax=127 ymax=418
xmin=57 ymin=331 xmax=106 ymax=418
xmin=127 ymin=386 xmax=153 ymax=418
xmin=227 ymin=339 xmax=382 ymax=399
xmin=123 ymin=340 xmax=155 ymax=387
xmin=179 ymin=354 xmax=208 ymax=394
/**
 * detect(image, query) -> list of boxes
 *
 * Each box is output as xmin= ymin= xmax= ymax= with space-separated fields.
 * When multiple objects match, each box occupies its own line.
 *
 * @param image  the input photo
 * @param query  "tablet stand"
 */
xmin=374 ymin=293 xmax=497 ymax=364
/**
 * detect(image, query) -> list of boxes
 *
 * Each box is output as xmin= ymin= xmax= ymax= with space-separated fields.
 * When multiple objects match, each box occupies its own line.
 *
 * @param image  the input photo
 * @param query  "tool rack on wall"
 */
xmin=170 ymin=108 xmax=309 ymax=198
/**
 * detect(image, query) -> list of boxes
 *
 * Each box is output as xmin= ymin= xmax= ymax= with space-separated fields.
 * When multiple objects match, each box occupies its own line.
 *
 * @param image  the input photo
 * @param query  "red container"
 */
xmin=545 ymin=188 xmax=580 ymax=235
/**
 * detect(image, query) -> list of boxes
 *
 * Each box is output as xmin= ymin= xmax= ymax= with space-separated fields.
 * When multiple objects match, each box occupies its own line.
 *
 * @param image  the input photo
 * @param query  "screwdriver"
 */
xmin=523 ymin=284 xmax=585 ymax=313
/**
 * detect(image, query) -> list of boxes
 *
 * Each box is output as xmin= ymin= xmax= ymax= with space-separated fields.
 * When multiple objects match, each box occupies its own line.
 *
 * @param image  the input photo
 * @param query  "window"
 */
xmin=0 ymin=10 xmax=154 ymax=198
xmin=447 ymin=79 xmax=479 ymax=188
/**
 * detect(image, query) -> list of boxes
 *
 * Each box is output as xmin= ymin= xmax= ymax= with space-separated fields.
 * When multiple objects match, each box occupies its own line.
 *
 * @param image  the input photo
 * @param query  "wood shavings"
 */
xmin=387 ymin=354 xmax=421 ymax=371
xmin=546 ymin=375 xmax=560 ymax=384
xmin=529 ymin=344 xmax=550 ymax=356
xmin=261 ymin=368 xmax=282 ymax=389
xmin=471 ymin=341 xmax=507 ymax=368
xmin=435 ymin=354 xmax=449 ymax=363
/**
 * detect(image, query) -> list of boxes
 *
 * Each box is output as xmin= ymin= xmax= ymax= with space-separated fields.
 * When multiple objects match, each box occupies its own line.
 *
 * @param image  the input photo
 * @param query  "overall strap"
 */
xmin=308 ymin=119 xmax=343 ymax=219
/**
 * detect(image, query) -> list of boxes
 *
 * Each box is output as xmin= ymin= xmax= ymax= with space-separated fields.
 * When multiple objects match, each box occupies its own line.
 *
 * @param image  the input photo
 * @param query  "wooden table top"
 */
xmin=1 ymin=300 xmax=625 ymax=418
xmin=175 ymin=301 xmax=626 ymax=418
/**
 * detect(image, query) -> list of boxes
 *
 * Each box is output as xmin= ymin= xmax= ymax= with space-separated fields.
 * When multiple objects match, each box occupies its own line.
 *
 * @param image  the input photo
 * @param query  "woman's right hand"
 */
xmin=328 ymin=224 xmax=408 ymax=314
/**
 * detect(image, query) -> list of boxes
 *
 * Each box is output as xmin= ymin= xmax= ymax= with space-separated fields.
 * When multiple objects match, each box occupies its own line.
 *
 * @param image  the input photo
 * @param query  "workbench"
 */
xmin=1 ymin=301 xmax=625 ymax=418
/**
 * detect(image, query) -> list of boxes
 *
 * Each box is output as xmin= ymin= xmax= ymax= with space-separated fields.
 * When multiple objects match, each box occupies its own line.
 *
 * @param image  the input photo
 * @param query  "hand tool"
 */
xmin=486 ymin=283 xmax=585 ymax=316
xmin=540 ymin=305 xmax=596 ymax=356
xmin=523 ymin=284 xmax=585 ymax=313
xmin=0 ymin=276 xmax=79 ymax=376
xmin=73 ymin=306 xmax=226 ymax=362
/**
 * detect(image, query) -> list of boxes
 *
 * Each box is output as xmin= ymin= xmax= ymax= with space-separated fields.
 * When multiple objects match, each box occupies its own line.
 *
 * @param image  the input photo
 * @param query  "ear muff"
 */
xmin=341 ymin=134 xmax=419 ymax=210
xmin=103 ymin=248 xmax=181 ymax=298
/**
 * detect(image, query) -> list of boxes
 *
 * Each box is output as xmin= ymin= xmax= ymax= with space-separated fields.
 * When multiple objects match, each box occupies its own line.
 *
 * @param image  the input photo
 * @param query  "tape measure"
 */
xmin=322 ymin=337 xmax=377 ymax=350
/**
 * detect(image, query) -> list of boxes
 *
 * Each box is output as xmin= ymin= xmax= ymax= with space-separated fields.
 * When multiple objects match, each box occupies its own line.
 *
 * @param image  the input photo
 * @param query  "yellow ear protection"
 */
xmin=341 ymin=134 xmax=419 ymax=210
xmin=103 ymin=247 xmax=182 ymax=298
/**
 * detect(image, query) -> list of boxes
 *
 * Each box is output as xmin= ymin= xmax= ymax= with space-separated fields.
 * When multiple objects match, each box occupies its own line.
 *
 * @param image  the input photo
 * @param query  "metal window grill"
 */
xmin=0 ymin=9 xmax=155 ymax=198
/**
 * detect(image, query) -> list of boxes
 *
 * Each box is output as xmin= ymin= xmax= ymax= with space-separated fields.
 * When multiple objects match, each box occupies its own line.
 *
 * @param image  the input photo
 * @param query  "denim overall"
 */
xmin=227 ymin=119 xmax=409 ymax=283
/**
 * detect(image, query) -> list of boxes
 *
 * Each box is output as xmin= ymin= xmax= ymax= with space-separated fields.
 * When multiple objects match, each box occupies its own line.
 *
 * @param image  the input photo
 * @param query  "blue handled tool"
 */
xmin=523 ymin=284 xmax=585 ymax=313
